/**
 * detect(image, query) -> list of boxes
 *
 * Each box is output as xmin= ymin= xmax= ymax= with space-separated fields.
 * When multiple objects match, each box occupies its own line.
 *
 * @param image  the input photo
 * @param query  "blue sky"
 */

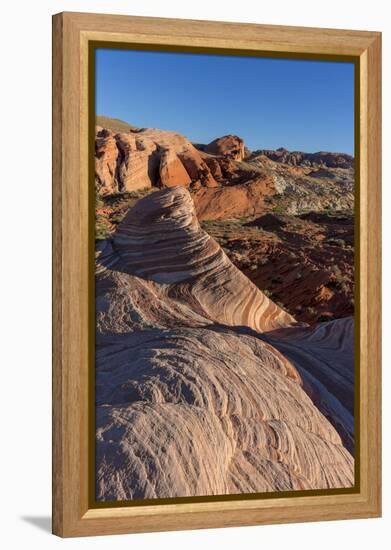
xmin=96 ymin=49 xmax=354 ymax=154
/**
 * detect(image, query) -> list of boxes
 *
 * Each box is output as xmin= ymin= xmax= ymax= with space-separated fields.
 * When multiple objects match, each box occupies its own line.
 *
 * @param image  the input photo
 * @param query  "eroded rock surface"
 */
xmin=249 ymin=147 xmax=354 ymax=169
xmin=202 ymin=134 xmax=246 ymax=161
xmin=202 ymin=211 xmax=354 ymax=323
xmin=95 ymin=119 xmax=354 ymax=219
xmin=265 ymin=317 xmax=355 ymax=454
xmin=95 ymin=126 xmax=218 ymax=195
xmin=95 ymin=187 xmax=354 ymax=502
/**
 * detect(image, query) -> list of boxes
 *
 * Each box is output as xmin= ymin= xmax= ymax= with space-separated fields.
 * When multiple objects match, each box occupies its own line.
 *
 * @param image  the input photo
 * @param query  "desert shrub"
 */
xmin=95 ymin=195 xmax=105 ymax=209
xmin=328 ymin=265 xmax=350 ymax=292
xmin=110 ymin=212 xmax=127 ymax=224
xmin=326 ymin=238 xmax=346 ymax=247
xmin=95 ymin=218 xmax=111 ymax=240
xmin=318 ymin=314 xmax=333 ymax=322
xmin=263 ymin=289 xmax=273 ymax=298
xmin=124 ymin=187 xmax=152 ymax=199
xmin=331 ymin=265 xmax=342 ymax=279
xmin=339 ymin=281 xmax=350 ymax=293
xmin=273 ymin=205 xmax=286 ymax=214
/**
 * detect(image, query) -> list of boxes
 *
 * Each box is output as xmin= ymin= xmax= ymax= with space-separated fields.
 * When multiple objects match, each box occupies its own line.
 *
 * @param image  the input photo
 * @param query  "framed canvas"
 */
xmin=52 ymin=12 xmax=382 ymax=537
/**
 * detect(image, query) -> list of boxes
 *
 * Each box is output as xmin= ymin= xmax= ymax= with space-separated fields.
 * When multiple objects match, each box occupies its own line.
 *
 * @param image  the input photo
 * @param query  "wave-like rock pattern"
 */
xmin=95 ymin=187 xmax=354 ymax=501
xmin=100 ymin=187 xmax=296 ymax=333
xmin=96 ymin=327 xmax=353 ymax=501
xmin=265 ymin=317 xmax=355 ymax=453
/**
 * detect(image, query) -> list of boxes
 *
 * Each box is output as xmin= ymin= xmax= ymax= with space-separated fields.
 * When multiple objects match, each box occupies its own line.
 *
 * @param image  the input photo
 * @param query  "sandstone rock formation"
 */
xmin=95 ymin=118 xmax=354 ymax=219
xmin=249 ymin=147 xmax=354 ymax=169
xmin=265 ymin=317 xmax=355 ymax=454
xmin=95 ymin=187 xmax=354 ymax=502
xmin=159 ymin=149 xmax=192 ymax=188
xmin=95 ymin=118 xmax=355 ymax=324
xmin=100 ymin=187 xmax=295 ymax=333
xmin=192 ymin=177 xmax=275 ymax=221
xmin=203 ymin=211 xmax=354 ymax=324
xmin=203 ymin=134 xmax=246 ymax=161
xmin=95 ymin=125 xmax=218 ymax=195
xmin=95 ymin=128 xmax=120 ymax=195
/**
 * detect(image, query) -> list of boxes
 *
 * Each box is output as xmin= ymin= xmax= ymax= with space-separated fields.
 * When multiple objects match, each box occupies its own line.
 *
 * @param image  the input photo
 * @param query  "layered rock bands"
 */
xmin=95 ymin=187 xmax=355 ymax=502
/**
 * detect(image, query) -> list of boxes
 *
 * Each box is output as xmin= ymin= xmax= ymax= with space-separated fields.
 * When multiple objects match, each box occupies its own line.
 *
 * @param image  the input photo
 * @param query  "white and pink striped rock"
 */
xmin=95 ymin=187 xmax=355 ymax=502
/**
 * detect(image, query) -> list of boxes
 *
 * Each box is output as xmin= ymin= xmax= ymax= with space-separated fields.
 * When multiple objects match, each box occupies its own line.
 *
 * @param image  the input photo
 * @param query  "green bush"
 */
xmin=326 ymin=238 xmax=346 ymax=248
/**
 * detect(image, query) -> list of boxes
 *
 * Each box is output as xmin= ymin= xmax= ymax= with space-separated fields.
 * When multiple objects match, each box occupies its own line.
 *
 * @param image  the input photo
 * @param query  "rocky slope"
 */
xmin=249 ymin=147 xmax=354 ymax=169
xmin=95 ymin=187 xmax=354 ymax=502
xmin=95 ymin=125 xmax=219 ymax=196
xmin=197 ymin=134 xmax=247 ymax=161
xmin=265 ymin=317 xmax=355 ymax=454
xmin=95 ymin=117 xmax=355 ymax=325
xmin=96 ymin=115 xmax=138 ymax=134
xmin=202 ymin=211 xmax=354 ymax=323
xmin=97 ymin=187 xmax=296 ymax=333
xmin=95 ymin=118 xmax=354 ymax=218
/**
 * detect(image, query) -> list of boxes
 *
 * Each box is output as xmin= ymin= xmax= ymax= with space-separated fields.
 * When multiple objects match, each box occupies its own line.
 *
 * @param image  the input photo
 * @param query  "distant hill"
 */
xmin=96 ymin=115 xmax=137 ymax=133
xmin=249 ymin=147 xmax=354 ymax=170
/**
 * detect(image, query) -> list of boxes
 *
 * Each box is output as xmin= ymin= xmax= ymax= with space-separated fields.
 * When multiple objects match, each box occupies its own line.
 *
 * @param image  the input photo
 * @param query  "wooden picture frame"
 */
xmin=52 ymin=11 xmax=381 ymax=537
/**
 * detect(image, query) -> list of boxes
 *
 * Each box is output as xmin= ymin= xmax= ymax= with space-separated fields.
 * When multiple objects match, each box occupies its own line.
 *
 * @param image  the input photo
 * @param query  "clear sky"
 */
xmin=95 ymin=48 xmax=355 ymax=155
